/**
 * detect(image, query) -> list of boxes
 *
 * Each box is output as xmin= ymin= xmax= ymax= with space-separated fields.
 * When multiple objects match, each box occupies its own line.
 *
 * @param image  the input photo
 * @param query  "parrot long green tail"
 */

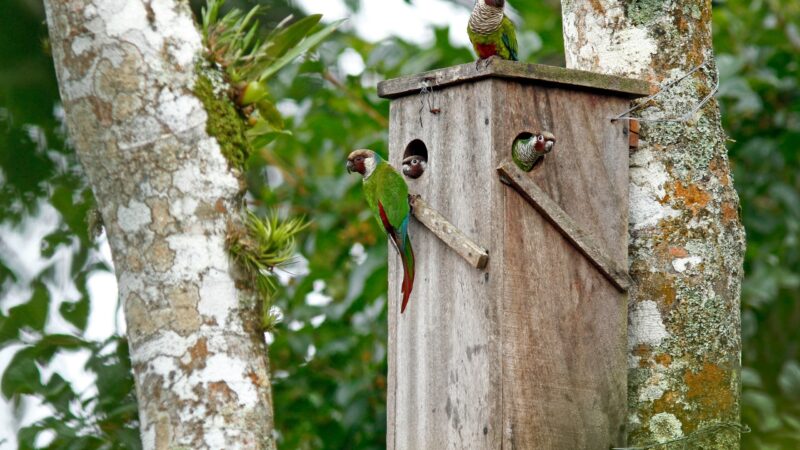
xmin=400 ymin=237 xmax=415 ymax=313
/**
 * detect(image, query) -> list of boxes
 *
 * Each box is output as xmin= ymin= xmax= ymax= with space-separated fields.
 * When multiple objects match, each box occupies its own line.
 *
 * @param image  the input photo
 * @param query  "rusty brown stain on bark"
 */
xmin=633 ymin=271 xmax=677 ymax=309
xmin=655 ymin=353 xmax=672 ymax=367
xmin=709 ymin=155 xmax=731 ymax=186
xmin=671 ymin=181 xmax=711 ymax=215
xmin=668 ymin=246 xmax=688 ymax=258
xmin=652 ymin=390 xmax=680 ymax=415
xmin=215 ymin=198 xmax=228 ymax=213
xmin=588 ymin=0 xmax=606 ymax=14
xmin=684 ymin=362 xmax=735 ymax=418
xmin=633 ymin=344 xmax=652 ymax=368
xmin=180 ymin=338 xmax=209 ymax=372
xmin=722 ymin=202 xmax=739 ymax=224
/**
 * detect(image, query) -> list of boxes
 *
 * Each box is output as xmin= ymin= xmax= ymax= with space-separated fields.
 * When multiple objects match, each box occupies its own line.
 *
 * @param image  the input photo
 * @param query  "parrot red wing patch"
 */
xmin=378 ymin=201 xmax=401 ymax=251
xmin=377 ymin=201 xmax=393 ymax=233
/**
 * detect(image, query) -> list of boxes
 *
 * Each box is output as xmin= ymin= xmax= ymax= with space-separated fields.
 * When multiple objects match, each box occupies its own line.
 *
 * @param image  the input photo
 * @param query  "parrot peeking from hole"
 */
xmin=512 ymin=131 xmax=556 ymax=172
xmin=467 ymin=0 xmax=518 ymax=64
xmin=347 ymin=149 xmax=416 ymax=313
xmin=402 ymin=155 xmax=427 ymax=179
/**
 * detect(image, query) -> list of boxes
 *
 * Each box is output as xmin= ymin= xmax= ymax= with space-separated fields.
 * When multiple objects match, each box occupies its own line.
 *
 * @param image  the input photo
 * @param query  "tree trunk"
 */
xmin=43 ymin=1 xmax=276 ymax=448
xmin=560 ymin=0 xmax=746 ymax=447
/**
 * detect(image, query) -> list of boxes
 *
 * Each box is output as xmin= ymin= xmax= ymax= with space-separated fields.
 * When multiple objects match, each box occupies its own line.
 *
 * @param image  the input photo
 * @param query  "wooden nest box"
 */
xmin=377 ymin=59 xmax=650 ymax=450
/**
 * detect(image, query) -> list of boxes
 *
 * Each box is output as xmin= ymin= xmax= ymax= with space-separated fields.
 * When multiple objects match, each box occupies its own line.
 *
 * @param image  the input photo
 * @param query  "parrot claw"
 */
xmin=476 ymin=56 xmax=496 ymax=71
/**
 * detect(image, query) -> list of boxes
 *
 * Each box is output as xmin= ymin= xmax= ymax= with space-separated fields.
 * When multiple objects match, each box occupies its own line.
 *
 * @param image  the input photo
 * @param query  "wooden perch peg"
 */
xmin=408 ymin=194 xmax=489 ymax=270
xmin=497 ymin=159 xmax=632 ymax=292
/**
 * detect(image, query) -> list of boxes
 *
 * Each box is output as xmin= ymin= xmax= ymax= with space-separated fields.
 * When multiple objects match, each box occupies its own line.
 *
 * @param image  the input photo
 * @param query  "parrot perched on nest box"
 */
xmin=467 ymin=0 xmax=518 ymax=62
xmin=512 ymin=131 xmax=556 ymax=171
xmin=347 ymin=149 xmax=416 ymax=313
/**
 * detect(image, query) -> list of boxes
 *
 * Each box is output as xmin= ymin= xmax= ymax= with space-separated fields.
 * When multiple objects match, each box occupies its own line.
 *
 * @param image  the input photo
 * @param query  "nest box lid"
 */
xmin=377 ymin=59 xmax=651 ymax=99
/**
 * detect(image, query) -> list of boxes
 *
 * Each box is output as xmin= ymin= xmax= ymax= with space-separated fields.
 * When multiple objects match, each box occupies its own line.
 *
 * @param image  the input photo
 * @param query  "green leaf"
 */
xmin=256 ymin=98 xmax=284 ymax=129
xmin=265 ymin=14 xmax=323 ymax=61
xmin=779 ymin=360 xmax=800 ymax=400
xmin=247 ymin=120 xmax=292 ymax=149
xmin=0 ymin=281 xmax=50 ymax=341
xmin=1 ymin=347 xmax=42 ymax=398
xmin=42 ymin=373 xmax=75 ymax=415
xmin=60 ymin=296 xmax=90 ymax=331
xmin=201 ymin=0 xmax=221 ymax=39
xmin=257 ymin=19 xmax=347 ymax=82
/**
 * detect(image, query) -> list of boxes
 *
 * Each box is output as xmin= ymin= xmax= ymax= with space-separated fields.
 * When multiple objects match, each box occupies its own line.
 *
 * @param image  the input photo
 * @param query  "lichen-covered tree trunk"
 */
xmin=560 ymin=1 xmax=746 ymax=447
xmin=43 ymin=1 xmax=275 ymax=449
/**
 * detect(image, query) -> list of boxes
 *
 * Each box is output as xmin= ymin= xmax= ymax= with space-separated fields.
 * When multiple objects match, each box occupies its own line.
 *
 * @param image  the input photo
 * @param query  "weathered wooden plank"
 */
xmin=387 ymin=79 xmax=502 ymax=450
xmin=378 ymin=58 xmax=651 ymax=100
xmin=497 ymin=159 xmax=631 ymax=291
xmin=409 ymin=194 xmax=489 ymax=270
xmin=492 ymin=79 xmax=629 ymax=449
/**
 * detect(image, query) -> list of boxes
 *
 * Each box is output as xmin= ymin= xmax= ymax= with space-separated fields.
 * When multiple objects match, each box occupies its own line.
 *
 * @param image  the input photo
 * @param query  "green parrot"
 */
xmin=467 ymin=0 xmax=518 ymax=62
xmin=347 ymin=149 xmax=416 ymax=313
xmin=512 ymin=131 xmax=556 ymax=171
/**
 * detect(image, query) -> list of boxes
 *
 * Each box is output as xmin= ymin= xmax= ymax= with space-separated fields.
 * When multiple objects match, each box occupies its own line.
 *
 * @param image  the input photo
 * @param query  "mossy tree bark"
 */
xmin=560 ymin=0 xmax=746 ymax=447
xmin=44 ymin=1 xmax=275 ymax=449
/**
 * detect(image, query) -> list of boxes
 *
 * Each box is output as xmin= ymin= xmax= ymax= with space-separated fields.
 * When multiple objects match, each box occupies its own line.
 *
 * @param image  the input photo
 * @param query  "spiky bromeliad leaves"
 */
xmin=227 ymin=211 xmax=308 ymax=330
xmin=201 ymin=0 xmax=344 ymax=147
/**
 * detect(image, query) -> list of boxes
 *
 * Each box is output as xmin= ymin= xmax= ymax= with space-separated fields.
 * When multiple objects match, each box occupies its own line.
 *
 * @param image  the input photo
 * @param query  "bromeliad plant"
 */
xmin=201 ymin=0 xmax=344 ymax=148
xmin=227 ymin=211 xmax=308 ymax=330
xmin=200 ymin=0 xmax=338 ymax=329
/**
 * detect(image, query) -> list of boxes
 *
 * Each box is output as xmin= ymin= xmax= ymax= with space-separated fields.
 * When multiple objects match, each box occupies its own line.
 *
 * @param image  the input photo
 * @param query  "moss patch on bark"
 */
xmin=193 ymin=68 xmax=252 ymax=170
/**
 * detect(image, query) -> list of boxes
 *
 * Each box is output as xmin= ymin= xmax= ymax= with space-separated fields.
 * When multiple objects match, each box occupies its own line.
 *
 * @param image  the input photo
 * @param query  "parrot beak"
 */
xmin=346 ymin=160 xmax=354 ymax=173
xmin=542 ymin=131 xmax=556 ymax=153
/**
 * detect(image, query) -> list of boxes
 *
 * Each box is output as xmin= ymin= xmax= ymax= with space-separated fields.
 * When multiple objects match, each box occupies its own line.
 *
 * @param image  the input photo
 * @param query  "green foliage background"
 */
xmin=0 ymin=0 xmax=797 ymax=448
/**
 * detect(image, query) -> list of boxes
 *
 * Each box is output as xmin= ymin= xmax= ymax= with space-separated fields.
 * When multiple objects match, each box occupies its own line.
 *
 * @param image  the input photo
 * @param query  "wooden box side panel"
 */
xmin=492 ymin=81 xmax=630 ymax=448
xmin=387 ymin=80 xmax=503 ymax=450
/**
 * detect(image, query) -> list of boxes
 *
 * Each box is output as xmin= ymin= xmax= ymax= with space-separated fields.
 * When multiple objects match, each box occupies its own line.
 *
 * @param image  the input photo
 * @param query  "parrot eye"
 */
xmin=356 ymin=156 xmax=363 ymax=162
xmin=412 ymin=159 xmax=418 ymax=164
xmin=538 ymin=135 xmax=544 ymax=141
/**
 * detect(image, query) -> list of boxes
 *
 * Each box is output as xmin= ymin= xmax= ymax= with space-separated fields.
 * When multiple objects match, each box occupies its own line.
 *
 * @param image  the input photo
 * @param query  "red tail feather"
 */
xmin=400 ymin=264 xmax=411 ymax=313
xmin=400 ymin=240 xmax=415 ymax=314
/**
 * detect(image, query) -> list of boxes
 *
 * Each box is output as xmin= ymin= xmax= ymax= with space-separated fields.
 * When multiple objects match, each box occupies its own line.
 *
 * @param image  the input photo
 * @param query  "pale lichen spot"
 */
xmin=169 ymin=196 xmax=200 ymax=219
xmin=671 ymin=255 xmax=702 ymax=273
xmin=629 ymin=300 xmax=669 ymax=348
xmin=198 ymin=268 xmax=238 ymax=328
xmin=648 ymin=412 xmax=683 ymax=443
xmin=115 ymin=114 xmax=164 ymax=149
xmin=118 ymin=199 xmax=152 ymax=233
xmin=103 ymin=0 xmax=148 ymax=38
xmin=638 ymin=372 xmax=668 ymax=402
xmin=71 ymin=35 xmax=94 ymax=56
xmin=156 ymin=86 xmax=205 ymax=134
xmin=173 ymin=165 xmax=204 ymax=194
xmin=630 ymin=148 xmax=682 ymax=229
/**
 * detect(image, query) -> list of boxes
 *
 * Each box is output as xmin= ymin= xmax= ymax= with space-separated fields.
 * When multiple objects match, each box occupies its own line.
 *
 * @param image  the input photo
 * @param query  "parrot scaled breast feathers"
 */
xmin=467 ymin=0 xmax=518 ymax=61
